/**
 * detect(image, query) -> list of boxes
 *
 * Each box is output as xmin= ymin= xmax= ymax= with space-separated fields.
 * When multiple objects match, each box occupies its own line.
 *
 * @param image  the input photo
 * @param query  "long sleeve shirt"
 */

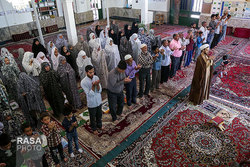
xmin=81 ymin=75 xmax=102 ymax=108
xmin=62 ymin=115 xmax=77 ymax=133
xmin=197 ymin=36 xmax=203 ymax=48
xmin=152 ymin=53 xmax=162 ymax=70
xmin=160 ymin=45 xmax=172 ymax=66
xmin=199 ymin=26 xmax=209 ymax=43
xmin=41 ymin=122 xmax=61 ymax=147
xmin=138 ymin=51 xmax=154 ymax=69
xmin=107 ymin=68 xmax=126 ymax=93
xmin=169 ymin=39 xmax=182 ymax=57
xmin=125 ymin=60 xmax=139 ymax=79
xmin=209 ymin=20 xmax=216 ymax=32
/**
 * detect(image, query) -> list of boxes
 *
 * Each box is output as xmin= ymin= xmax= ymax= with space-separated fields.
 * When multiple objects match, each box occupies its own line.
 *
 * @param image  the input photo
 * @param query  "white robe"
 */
xmin=51 ymin=47 xmax=62 ymax=71
xmin=36 ymin=52 xmax=50 ymax=66
xmin=22 ymin=52 xmax=41 ymax=76
xmin=105 ymin=38 xmax=120 ymax=71
xmin=130 ymin=33 xmax=141 ymax=64
xmin=76 ymin=51 xmax=93 ymax=80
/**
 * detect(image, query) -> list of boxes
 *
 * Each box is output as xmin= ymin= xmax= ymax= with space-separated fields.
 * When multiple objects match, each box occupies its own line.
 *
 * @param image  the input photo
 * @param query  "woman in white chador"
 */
xmin=89 ymin=33 xmax=100 ymax=50
xmin=104 ymin=38 xmax=120 ymax=72
xmin=22 ymin=52 xmax=41 ymax=76
xmin=130 ymin=33 xmax=141 ymax=64
xmin=51 ymin=47 xmax=62 ymax=71
xmin=76 ymin=50 xmax=93 ymax=80
xmin=99 ymin=29 xmax=108 ymax=49
xmin=91 ymin=43 xmax=108 ymax=89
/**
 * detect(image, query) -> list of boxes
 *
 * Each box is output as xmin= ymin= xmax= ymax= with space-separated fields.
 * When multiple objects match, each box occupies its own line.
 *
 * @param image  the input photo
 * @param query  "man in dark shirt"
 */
xmin=62 ymin=105 xmax=83 ymax=158
xmin=107 ymin=60 xmax=131 ymax=124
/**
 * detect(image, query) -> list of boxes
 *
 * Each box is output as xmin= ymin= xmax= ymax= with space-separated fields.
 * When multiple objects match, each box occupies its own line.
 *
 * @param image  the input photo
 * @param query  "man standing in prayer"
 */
xmin=138 ymin=44 xmax=158 ymax=98
xmin=189 ymin=44 xmax=215 ymax=105
xmin=81 ymin=65 xmax=103 ymax=135
xmin=124 ymin=54 xmax=141 ymax=110
xmin=160 ymin=40 xmax=172 ymax=84
xmin=178 ymin=32 xmax=189 ymax=70
xmin=107 ymin=61 xmax=131 ymax=124
xmin=169 ymin=34 xmax=185 ymax=78
xmin=199 ymin=21 xmax=209 ymax=44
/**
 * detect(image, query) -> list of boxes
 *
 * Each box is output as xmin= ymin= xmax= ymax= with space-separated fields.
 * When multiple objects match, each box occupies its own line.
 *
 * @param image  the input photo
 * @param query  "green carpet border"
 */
xmin=92 ymin=58 xmax=223 ymax=167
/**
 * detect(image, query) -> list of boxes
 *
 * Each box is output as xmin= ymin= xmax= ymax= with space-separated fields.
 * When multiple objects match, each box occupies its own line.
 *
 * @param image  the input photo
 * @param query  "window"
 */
xmin=192 ymin=0 xmax=203 ymax=12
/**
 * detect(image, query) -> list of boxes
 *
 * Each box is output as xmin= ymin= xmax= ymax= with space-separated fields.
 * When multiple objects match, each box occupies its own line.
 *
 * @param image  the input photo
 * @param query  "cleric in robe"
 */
xmin=189 ymin=44 xmax=215 ymax=105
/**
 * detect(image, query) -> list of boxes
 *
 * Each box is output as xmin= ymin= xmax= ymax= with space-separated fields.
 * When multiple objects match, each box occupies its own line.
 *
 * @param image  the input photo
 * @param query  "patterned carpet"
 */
xmin=1 ymin=21 xmax=249 ymax=166
xmin=110 ymin=99 xmax=249 ymax=167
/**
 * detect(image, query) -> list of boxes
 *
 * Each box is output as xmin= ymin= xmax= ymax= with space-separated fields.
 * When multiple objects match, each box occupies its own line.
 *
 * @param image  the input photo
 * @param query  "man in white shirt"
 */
xmin=199 ymin=21 xmax=209 ymax=43
xmin=81 ymin=65 xmax=102 ymax=135
xmin=160 ymin=40 xmax=173 ymax=84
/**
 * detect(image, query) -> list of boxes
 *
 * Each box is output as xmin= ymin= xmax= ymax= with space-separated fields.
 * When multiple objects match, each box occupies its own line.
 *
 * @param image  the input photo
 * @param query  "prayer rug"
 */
xmin=110 ymin=99 xmax=249 ymax=167
xmin=43 ymin=118 xmax=98 ymax=167
xmin=211 ymin=55 xmax=250 ymax=109
xmin=152 ymin=25 xmax=189 ymax=39
xmin=76 ymin=63 xmax=196 ymax=157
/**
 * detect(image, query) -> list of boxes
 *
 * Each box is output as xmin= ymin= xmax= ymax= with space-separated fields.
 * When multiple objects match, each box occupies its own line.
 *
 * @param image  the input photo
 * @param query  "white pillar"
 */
xmin=31 ymin=0 xmax=45 ymax=46
xmin=102 ymin=0 xmax=106 ymax=19
xmin=141 ymin=0 xmax=148 ymax=25
xmin=106 ymin=0 xmax=109 ymax=27
xmin=62 ymin=0 xmax=78 ymax=46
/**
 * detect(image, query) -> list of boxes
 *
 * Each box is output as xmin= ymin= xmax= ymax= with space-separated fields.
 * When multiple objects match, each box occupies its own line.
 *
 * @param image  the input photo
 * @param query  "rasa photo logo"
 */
xmin=16 ymin=135 xmax=46 ymax=167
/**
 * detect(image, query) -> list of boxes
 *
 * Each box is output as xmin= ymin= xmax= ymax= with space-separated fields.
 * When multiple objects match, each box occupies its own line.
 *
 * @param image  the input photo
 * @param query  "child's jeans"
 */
xmin=67 ymin=131 xmax=79 ymax=154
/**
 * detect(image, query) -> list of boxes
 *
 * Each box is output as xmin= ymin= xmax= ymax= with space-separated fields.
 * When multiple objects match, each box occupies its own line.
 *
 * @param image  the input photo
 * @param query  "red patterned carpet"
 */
xmin=111 ymin=100 xmax=249 ymax=167
xmin=151 ymin=109 xmax=249 ymax=167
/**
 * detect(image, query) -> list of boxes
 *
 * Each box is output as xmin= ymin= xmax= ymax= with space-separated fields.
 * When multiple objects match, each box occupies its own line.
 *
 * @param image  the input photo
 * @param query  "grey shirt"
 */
xmin=107 ymin=68 xmax=126 ymax=93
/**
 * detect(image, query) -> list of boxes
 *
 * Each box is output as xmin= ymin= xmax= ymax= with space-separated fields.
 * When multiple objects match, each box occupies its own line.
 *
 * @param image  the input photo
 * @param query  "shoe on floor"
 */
xmin=70 ymin=153 xmax=75 ymax=158
xmin=78 ymin=149 xmax=83 ymax=153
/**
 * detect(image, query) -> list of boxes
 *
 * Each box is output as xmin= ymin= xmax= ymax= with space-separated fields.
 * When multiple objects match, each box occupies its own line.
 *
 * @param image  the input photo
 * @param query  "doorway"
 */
xmin=90 ymin=0 xmax=102 ymax=20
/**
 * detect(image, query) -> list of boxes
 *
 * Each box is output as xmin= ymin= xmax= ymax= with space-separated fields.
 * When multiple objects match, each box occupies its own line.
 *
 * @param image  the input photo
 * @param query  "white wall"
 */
xmin=132 ymin=0 xmax=170 ymax=12
xmin=0 ymin=0 xmax=33 ymax=28
xmin=107 ymin=0 xmax=126 ymax=8
xmin=74 ymin=0 xmax=91 ymax=13
xmin=148 ymin=0 xmax=170 ymax=12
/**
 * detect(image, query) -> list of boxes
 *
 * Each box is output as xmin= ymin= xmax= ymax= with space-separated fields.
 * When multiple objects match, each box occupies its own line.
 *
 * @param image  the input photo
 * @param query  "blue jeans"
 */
xmin=125 ymin=77 xmax=137 ymax=106
xmin=170 ymin=56 xmax=181 ymax=78
xmin=66 ymin=131 xmax=79 ymax=154
xmin=185 ymin=50 xmax=193 ymax=67
xmin=219 ymin=25 xmax=227 ymax=42
xmin=207 ymin=32 xmax=215 ymax=47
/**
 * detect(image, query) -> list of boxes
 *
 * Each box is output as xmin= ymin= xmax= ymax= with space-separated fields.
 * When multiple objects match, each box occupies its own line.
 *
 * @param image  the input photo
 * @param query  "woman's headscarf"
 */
xmin=76 ymin=50 xmax=92 ymax=70
xmin=36 ymin=52 xmax=50 ymax=65
xmin=129 ymin=33 xmax=142 ymax=64
xmin=148 ymin=29 xmax=155 ymax=41
xmin=32 ymin=39 xmax=47 ymax=58
xmin=22 ymin=52 xmax=41 ymax=76
xmin=89 ymin=33 xmax=100 ymax=50
xmin=99 ymin=30 xmax=107 ymax=49
xmin=51 ymin=47 xmax=62 ymax=71
xmin=46 ymin=41 xmax=55 ymax=56
xmin=124 ymin=24 xmax=132 ymax=40
xmin=57 ymin=56 xmax=72 ymax=76
xmin=86 ymin=27 xmax=95 ymax=41
xmin=105 ymin=38 xmax=120 ymax=71
xmin=138 ymin=28 xmax=151 ymax=53
xmin=0 ymin=47 xmax=16 ymax=65
xmin=55 ymin=34 xmax=68 ymax=51
xmin=17 ymin=48 xmax=25 ymax=63
xmin=131 ymin=22 xmax=139 ymax=34
xmin=95 ymin=25 xmax=102 ymax=38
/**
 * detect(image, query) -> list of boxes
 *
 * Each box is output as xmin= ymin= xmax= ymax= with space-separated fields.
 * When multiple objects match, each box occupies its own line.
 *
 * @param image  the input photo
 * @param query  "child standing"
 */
xmin=21 ymin=122 xmax=48 ymax=167
xmin=151 ymin=45 xmax=162 ymax=91
xmin=185 ymin=30 xmax=194 ymax=67
xmin=62 ymin=106 xmax=83 ymax=158
xmin=194 ymin=32 xmax=205 ymax=61
xmin=40 ymin=112 xmax=67 ymax=167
